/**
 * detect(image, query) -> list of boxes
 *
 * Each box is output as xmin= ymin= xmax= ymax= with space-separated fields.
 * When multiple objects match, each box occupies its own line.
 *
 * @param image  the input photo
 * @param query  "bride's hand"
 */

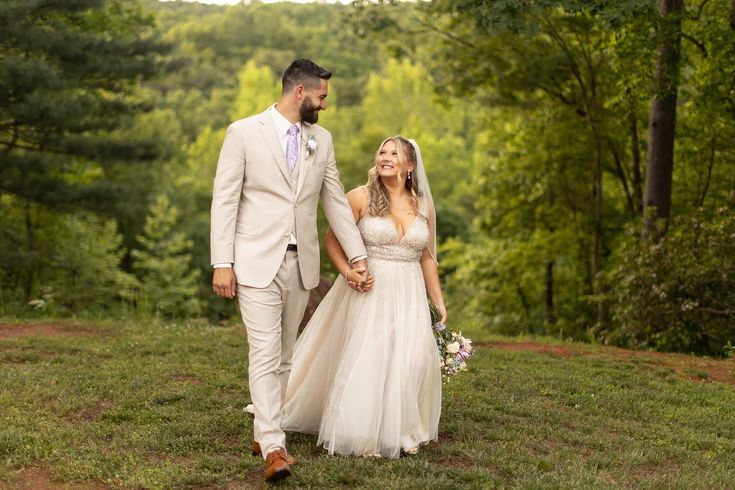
xmin=344 ymin=267 xmax=373 ymax=292
xmin=435 ymin=303 xmax=447 ymax=325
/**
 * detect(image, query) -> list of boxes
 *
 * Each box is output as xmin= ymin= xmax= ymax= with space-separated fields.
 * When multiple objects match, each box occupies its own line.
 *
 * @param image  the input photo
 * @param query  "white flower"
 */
xmin=306 ymin=136 xmax=318 ymax=156
xmin=681 ymin=299 xmax=699 ymax=311
xmin=447 ymin=342 xmax=460 ymax=354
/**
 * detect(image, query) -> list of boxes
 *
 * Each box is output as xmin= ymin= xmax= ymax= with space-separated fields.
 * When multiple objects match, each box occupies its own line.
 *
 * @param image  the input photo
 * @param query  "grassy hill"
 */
xmin=1 ymin=320 xmax=734 ymax=488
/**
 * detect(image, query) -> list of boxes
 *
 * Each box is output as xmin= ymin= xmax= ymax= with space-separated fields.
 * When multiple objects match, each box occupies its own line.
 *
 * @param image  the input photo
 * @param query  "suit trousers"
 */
xmin=237 ymin=250 xmax=310 ymax=458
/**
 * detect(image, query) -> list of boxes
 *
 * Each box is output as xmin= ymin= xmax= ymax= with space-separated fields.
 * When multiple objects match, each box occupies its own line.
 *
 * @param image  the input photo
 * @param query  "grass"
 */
xmin=0 ymin=319 xmax=734 ymax=488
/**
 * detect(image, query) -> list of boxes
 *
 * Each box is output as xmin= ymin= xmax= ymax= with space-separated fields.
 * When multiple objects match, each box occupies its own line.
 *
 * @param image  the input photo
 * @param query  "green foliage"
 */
xmin=154 ymin=2 xmax=381 ymax=102
xmin=230 ymin=61 xmax=280 ymax=121
xmin=0 ymin=0 xmax=169 ymax=212
xmin=0 ymin=196 xmax=135 ymax=314
xmin=352 ymin=0 xmax=735 ymax=352
xmin=132 ymin=195 xmax=202 ymax=318
xmin=2 ymin=0 xmax=735 ymax=354
xmin=606 ymin=209 xmax=735 ymax=356
xmin=45 ymin=215 xmax=138 ymax=313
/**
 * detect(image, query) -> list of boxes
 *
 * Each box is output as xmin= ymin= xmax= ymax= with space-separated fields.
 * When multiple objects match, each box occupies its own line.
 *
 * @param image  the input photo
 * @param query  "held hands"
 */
xmin=213 ymin=268 xmax=237 ymax=299
xmin=343 ymin=264 xmax=374 ymax=293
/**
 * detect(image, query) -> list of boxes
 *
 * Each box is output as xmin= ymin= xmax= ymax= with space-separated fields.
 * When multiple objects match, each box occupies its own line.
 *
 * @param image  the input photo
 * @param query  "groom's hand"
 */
xmin=348 ymin=267 xmax=374 ymax=293
xmin=351 ymin=259 xmax=373 ymax=292
xmin=213 ymin=268 xmax=237 ymax=299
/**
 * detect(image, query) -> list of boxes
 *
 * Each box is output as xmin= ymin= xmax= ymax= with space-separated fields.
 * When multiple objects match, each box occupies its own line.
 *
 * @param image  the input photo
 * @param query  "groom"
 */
xmin=210 ymin=59 xmax=368 ymax=482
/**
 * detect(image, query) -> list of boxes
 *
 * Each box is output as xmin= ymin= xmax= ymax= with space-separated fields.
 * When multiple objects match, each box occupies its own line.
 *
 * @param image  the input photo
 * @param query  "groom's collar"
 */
xmin=269 ymin=104 xmax=302 ymax=136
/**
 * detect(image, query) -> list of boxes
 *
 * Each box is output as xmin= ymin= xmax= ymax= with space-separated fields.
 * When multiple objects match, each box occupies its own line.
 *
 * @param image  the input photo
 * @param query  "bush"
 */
xmin=0 ymin=196 xmax=136 ymax=315
xmin=606 ymin=209 xmax=735 ymax=356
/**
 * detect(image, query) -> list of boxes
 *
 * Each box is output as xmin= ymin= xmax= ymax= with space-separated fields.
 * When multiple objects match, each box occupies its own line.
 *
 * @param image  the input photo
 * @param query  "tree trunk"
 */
xmin=516 ymin=284 xmax=531 ymax=319
xmin=644 ymin=0 xmax=684 ymax=240
xmin=696 ymin=134 xmax=717 ymax=207
xmin=545 ymin=260 xmax=555 ymax=327
xmin=592 ymin=137 xmax=605 ymax=327
xmin=629 ymin=105 xmax=644 ymax=215
xmin=24 ymin=203 xmax=35 ymax=302
xmin=611 ymin=144 xmax=635 ymax=218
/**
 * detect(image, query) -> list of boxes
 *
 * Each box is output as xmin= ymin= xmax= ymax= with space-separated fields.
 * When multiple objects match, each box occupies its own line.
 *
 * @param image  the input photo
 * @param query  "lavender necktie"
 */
xmin=286 ymin=124 xmax=299 ymax=173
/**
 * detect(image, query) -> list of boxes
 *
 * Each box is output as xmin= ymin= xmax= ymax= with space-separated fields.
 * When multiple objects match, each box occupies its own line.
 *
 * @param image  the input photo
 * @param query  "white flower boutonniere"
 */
xmin=306 ymin=136 xmax=318 ymax=158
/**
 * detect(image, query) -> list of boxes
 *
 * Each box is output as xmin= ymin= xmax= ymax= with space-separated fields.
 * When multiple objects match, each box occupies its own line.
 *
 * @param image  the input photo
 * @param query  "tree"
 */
xmin=644 ymin=0 xmax=685 ymax=239
xmin=230 ymin=61 xmax=280 ymax=121
xmin=0 ymin=195 xmax=136 ymax=312
xmin=131 ymin=195 xmax=201 ymax=317
xmin=0 ymin=0 xmax=168 ymax=212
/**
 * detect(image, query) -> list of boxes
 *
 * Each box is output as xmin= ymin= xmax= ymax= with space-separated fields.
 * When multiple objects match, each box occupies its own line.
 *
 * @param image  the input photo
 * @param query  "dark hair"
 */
xmin=281 ymin=59 xmax=332 ymax=93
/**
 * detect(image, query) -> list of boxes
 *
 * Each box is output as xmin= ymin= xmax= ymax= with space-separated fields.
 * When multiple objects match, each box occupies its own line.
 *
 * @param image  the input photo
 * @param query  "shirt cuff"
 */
xmin=212 ymin=263 xmax=233 ymax=269
xmin=349 ymin=255 xmax=367 ymax=264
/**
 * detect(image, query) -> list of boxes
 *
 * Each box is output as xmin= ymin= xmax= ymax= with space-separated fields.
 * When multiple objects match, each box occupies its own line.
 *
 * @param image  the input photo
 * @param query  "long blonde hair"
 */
xmin=366 ymin=136 xmax=420 ymax=217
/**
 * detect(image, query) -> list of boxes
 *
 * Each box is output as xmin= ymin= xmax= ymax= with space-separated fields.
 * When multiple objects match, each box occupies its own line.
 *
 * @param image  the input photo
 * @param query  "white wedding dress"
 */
xmin=281 ymin=209 xmax=441 ymax=458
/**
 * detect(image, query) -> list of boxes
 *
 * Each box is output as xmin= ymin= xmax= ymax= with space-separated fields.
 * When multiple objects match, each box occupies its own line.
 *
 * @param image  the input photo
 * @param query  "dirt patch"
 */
xmin=171 ymin=374 xmax=202 ymax=384
xmin=438 ymin=431 xmax=456 ymax=443
xmin=602 ymin=348 xmax=735 ymax=386
xmin=481 ymin=340 xmax=735 ymax=386
xmin=74 ymin=400 xmax=113 ymax=422
xmin=0 ymin=467 xmax=109 ymax=490
xmin=0 ymin=323 xmax=110 ymax=340
xmin=431 ymin=456 xmax=476 ymax=469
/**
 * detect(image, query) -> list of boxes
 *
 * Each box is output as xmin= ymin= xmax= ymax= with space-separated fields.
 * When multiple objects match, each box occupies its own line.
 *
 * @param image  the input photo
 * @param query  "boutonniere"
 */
xmin=305 ymin=136 xmax=318 ymax=158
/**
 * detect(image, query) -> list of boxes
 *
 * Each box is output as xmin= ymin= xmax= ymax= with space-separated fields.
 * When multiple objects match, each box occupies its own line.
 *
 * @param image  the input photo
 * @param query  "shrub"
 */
xmin=606 ymin=209 xmax=735 ymax=356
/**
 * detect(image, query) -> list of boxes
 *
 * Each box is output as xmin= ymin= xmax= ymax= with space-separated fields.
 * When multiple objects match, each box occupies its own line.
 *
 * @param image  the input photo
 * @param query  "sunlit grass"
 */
xmin=1 ymin=319 xmax=734 ymax=488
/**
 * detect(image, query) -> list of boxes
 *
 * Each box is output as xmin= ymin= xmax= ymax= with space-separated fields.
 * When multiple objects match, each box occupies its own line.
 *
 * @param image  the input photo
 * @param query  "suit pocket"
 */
xmin=236 ymin=224 xmax=258 ymax=237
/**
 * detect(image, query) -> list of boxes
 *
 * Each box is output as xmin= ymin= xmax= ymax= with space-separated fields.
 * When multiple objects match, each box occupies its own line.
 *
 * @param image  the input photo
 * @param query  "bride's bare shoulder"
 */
xmin=346 ymin=186 xmax=369 ymax=219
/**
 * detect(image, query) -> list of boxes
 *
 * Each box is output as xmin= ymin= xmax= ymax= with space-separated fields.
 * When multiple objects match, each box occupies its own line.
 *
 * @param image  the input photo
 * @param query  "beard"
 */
xmin=299 ymin=98 xmax=320 ymax=124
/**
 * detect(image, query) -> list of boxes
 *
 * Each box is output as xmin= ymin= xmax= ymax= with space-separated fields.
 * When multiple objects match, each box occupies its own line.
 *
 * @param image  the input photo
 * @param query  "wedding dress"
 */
xmin=281 ymin=206 xmax=441 ymax=458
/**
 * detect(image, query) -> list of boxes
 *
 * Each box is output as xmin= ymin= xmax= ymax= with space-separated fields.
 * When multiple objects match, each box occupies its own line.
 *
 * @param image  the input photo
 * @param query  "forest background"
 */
xmin=2 ymin=0 xmax=734 ymax=356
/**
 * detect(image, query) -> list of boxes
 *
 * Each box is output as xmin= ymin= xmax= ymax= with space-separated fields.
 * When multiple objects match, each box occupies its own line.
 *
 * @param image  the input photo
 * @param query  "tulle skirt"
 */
xmin=282 ymin=257 xmax=441 ymax=458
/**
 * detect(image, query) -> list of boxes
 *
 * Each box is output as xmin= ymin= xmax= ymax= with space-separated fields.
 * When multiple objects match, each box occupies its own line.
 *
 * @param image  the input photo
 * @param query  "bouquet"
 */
xmin=429 ymin=303 xmax=473 ymax=380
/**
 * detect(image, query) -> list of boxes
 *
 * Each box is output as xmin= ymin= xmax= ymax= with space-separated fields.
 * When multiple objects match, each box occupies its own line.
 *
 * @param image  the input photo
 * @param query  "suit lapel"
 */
xmin=296 ymin=124 xmax=313 ymax=197
xmin=257 ymin=112 xmax=291 ymax=184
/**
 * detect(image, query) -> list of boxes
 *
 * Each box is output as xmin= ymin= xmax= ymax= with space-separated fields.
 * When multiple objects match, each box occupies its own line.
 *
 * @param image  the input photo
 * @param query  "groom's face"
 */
xmin=299 ymin=79 xmax=328 ymax=124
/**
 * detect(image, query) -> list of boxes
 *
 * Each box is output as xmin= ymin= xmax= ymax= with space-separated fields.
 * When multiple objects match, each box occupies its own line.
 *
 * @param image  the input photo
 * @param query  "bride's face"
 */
xmin=376 ymin=139 xmax=411 ymax=182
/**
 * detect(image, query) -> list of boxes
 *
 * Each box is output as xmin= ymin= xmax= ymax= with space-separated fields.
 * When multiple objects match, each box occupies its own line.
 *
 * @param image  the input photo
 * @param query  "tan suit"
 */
xmin=210 ymin=108 xmax=366 ymax=457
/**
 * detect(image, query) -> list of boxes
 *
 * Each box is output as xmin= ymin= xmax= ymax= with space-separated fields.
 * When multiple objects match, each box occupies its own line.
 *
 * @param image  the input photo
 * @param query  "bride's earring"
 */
xmin=407 ymin=171 xmax=412 ymax=181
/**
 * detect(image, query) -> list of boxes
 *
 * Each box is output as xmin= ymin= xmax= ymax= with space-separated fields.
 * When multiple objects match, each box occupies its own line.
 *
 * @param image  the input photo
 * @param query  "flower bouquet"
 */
xmin=429 ymin=303 xmax=473 ymax=381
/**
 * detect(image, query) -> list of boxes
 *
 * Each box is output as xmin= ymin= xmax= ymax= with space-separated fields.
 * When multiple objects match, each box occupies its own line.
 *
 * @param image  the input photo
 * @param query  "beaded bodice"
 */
xmin=357 ymin=214 xmax=429 ymax=262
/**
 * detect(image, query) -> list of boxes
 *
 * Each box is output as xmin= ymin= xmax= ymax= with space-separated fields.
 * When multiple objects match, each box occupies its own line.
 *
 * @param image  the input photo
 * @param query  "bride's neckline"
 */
xmin=387 ymin=213 xmax=419 ymax=243
xmin=361 ymin=213 xmax=420 ymax=243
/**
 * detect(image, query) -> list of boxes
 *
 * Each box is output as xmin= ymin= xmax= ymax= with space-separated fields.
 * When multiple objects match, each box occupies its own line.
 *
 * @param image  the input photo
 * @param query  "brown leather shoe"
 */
xmin=253 ymin=441 xmax=297 ymax=465
xmin=263 ymin=449 xmax=292 ymax=482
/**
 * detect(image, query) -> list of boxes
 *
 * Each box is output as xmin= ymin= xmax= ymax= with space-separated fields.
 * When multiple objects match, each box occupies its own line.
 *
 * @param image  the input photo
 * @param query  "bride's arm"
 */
xmin=420 ymin=251 xmax=447 ymax=324
xmin=326 ymin=187 xmax=372 ymax=290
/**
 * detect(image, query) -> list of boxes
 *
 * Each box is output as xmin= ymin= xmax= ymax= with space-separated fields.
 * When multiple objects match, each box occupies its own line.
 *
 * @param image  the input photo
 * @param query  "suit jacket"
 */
xmin=210 ymin=108 xmax=366 ymax=289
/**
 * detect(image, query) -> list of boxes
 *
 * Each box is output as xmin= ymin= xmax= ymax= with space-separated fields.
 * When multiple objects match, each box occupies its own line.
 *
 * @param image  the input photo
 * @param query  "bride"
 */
xmin=281 ymin=136 xmax=446 ymax=458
